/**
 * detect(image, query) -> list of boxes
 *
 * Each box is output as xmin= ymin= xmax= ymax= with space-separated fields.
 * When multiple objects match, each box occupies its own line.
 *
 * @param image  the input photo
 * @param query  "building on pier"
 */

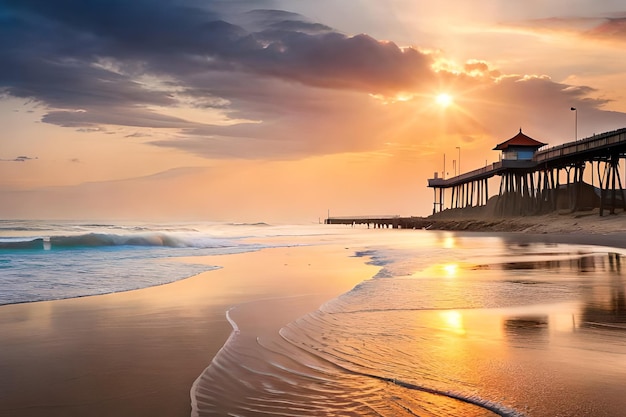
xmin=493 ymin=129 xmax=546 ymax=161
xmin=428 ymin=127 xmax=626 ymax=217
xmin=492 ymin=129 xmax=547 ymax=216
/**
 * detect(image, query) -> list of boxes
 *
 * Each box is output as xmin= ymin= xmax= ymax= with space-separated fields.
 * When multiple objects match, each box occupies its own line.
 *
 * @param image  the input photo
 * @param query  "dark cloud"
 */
xmin=1 ymin=155 xmax=37 ymax=162
xmin=41 ymin=107 xmax=201 ymax=129
xmin=1 ymin=0 xmax=624 ymax=161
xmin=125 ymin=132 xmax=152 ymax=139
xmin=586 ymin=17 xmax=626 ymax=41
xmin=0 ymin=0 xmax=437 ymax=160
xmin=507 ymin=14 xmax=626 ymax=43
xmin=0 ymin=0 xmax=432 ymax=105
xmin=246 ymin=31 xmax=432 ymax=91
xmin=236 ymin=9 xmax=333 ymax=33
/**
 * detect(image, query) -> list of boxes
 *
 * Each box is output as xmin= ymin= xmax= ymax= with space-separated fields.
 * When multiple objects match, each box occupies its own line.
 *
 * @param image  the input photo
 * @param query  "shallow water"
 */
xmin=193 ymin=231 xmax=626 ymax=416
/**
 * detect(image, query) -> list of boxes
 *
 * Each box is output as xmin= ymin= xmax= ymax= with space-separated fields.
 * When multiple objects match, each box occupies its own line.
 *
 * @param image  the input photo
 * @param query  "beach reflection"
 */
xmin=504 ymin=316 xmax=549 ymax=335
xmin=491 ymin=252 xmax=626 ymax=330
xmin=580 ymin=253 xmax=626 ymax=329
xmin=439 ymin=310 xmax=466 ymax=335
xmin=194 ymin=234 xmax=626 ymax=416
xmin=442 ymin=234 xmax=457 ymax=249
xmin=417 ymin=262 xmax=463 ymax=279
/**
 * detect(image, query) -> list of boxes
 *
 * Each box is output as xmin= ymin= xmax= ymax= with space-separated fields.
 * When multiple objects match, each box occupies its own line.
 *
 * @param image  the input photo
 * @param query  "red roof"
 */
xmin=493 ymin=129 xmax=546 ymax=151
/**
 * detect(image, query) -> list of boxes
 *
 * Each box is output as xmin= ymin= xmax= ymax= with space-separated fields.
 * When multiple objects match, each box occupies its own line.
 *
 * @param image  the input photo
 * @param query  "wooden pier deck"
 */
xmin=325 ymin=216 xmax=440 ymax=229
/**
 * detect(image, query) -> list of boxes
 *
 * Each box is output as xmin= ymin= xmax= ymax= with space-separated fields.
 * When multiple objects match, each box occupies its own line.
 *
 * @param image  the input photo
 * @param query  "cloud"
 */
xmin=125 ymin=132 xmax=152 ymax=139
xmin=0 ymin=1 xmax=432 ymax=98
xmin=502 ymin=14 xmax=626 ymax=45
xmin=1 ymin=155 xmax=37 ymax=162
xmin=585 ymin=16 xmax=626 ymax=42
xmin=236 ymin=9 xmax=334 ymax=33
xmin=41 ymin=107 xmax=201 ymax=129
xmin=0 ymin=0 xmax=436 ymax=158
xmin=1 ymin=0 xmax=625 ymax=161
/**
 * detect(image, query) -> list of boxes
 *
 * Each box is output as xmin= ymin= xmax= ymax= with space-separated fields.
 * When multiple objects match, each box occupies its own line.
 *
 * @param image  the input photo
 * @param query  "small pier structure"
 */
xmin=324 ymin=215 xmax=401 ymax=228
xmin=428 ymin=127 xmax=626 ymax=216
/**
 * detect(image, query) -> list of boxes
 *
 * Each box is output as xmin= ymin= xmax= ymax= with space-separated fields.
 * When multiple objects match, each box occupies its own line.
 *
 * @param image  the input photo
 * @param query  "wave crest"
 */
xmin=0 ymin=232 xmax=234 ymax=250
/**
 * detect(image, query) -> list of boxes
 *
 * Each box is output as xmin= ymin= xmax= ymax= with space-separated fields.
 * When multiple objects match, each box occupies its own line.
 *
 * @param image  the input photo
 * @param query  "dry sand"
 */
xmin=427 ymin=209 xmax=626 ymax=235
xmin=0 ymin=245 xmax=377 ymax=417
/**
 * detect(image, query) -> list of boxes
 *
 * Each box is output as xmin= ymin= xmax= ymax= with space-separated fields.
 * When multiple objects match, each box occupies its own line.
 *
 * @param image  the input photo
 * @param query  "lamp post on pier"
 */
xmin=571 ymin=107 xmax=577 ymax=141
xmin=456 ymin=146 xmax=461 ymax=175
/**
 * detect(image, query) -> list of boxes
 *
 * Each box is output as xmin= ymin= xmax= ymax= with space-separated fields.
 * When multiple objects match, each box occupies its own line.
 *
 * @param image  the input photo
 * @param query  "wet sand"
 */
xmin=0 ymin=245 xmax=377 ymax=417
xmin=3 ymin=220 xmax=626 ymax=417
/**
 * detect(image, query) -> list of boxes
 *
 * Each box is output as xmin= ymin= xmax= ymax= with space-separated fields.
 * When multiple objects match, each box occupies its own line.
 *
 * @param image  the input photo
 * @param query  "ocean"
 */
xmin=2 ymin=220 xmax=626 ymax=416
xmin=0 ymin=220 xmax=296 ymax=305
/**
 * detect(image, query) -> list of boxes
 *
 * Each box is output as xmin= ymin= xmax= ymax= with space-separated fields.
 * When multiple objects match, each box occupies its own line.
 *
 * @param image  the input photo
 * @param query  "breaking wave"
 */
xmin=0 ymin=232 xmax=237 ymax=250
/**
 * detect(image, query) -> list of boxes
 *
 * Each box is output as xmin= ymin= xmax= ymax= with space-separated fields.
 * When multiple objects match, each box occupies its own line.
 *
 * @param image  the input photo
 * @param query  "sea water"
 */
xmin=190 ymin=230 xmax=626 ymax=417
xmin=0 ymin=220 xmax=293 ymax=305
xmin=3 ymin=221 xmax=626 ymax=416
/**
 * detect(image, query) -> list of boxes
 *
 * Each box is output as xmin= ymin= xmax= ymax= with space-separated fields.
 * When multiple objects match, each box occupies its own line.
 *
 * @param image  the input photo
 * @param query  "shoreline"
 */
xmin=0 ymin=244 xmax=377 ymax=417
xmin=2 ymin=220 xmax=626 ymax=416
xmin=329 ymin=209 xmax=626 ymax=246
xmin=425 ymin=210 xmax=626 ymax=235
xmin=423 ymin=210 xmax=626 ymax=250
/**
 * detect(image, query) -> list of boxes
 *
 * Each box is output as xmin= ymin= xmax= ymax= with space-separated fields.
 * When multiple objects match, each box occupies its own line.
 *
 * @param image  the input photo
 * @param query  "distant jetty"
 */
xmin=323 ymin=215 xmax=521 ymax=231
xmin=325 ymin=209 xmax=626 ymax=234
xmin=323 ymin=215 xmax=512 ymax=230
xmin=325 ymin=215 xmax=413 ymax=229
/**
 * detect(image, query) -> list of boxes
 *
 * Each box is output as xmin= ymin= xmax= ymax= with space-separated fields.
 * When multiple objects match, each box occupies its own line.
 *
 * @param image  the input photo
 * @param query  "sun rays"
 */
xmin=436 ymin=93 xmax=454 ymax=108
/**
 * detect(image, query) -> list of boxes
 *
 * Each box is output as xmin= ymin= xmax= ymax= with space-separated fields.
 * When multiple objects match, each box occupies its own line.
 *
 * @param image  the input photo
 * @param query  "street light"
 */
xmin=456 ymin=146 xmax=461 ymax=174
xmin=571 ymin=107 xmax=577 ymax=140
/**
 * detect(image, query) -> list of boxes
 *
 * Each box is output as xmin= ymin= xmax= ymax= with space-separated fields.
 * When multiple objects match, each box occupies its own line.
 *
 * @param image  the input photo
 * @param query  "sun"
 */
xmin=436 ymin=93 xmax=454 ymax=108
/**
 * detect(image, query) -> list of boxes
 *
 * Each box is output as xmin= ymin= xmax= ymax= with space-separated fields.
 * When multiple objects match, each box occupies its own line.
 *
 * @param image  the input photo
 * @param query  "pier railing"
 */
xmin=535 ymin=127 xmax=626 ymax=164
xmin=429 ymin=128 xmax=626 ymax=189
xmin=428 ymin=164 xmax=498 ymax=187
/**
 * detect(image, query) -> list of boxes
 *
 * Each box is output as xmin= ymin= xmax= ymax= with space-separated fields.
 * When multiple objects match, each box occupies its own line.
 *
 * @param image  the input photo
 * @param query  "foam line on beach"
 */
xmin=225 ymin=306 xmax=241 ymax=334
xmin=280 ymin=328 xmax=527 ymax=417
xmin=190 ymin=306 xmax=240 ymax=417
xmin=324 ymin=306 xmax=481 ymax=314
xmin=380 ymin=377 xmax=527 ymax=417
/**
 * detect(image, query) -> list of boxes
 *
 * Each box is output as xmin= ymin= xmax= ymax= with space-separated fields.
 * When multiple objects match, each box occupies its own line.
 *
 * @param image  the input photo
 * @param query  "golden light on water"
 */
xmin=413 ymin=261 xmax=461 ymax=279
xmin=443 ymin=263 xmax=459 ymax=277
xmin=440 ymin=310 xmax=466 ymax=335
xmin=442 ymin=235 xmax=456 ymax=249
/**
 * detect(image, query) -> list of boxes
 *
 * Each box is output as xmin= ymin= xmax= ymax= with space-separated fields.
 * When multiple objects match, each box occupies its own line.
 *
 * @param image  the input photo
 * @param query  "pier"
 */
xmin=428 ymin=127 xmax=626 ymax=217
xmin=324 ymin=215 xmax=403 ymax=228
xmin=324 ymin=215 xmax=453 ymax=229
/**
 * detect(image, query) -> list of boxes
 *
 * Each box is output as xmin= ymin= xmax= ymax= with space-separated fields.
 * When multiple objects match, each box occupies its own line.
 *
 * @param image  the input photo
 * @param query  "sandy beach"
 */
xmin=425 ymin=209 xmax=626 ymax=235
xmin=2 ymin=215 xmax=626 ymax=416
xmin=0 ymin=245 xmax=377 ymax=417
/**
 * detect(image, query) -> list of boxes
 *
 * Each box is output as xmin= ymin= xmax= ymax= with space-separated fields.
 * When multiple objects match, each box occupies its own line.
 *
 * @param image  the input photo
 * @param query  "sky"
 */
xmin=2 ymin=0 xmax=626 ymax=222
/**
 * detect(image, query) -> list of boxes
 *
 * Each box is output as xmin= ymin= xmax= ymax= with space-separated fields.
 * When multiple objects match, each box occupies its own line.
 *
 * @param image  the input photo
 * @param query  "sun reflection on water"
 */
xmin=442 ymin=263 xmax=459 ymax=278
xmin=440 ymin=310 xmax=466 ymax=335
xmin=442 ymin=234 xmax=456 ymax=249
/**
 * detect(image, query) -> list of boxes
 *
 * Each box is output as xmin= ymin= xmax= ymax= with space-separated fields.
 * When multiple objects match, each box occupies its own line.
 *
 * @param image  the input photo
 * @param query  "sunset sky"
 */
xmin=2 ymin=0 xmax=626 ymax=222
